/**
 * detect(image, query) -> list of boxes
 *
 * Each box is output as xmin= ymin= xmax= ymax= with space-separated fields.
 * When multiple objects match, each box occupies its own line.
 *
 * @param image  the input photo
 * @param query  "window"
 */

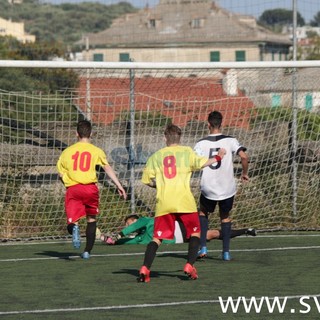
xmin=119 ymin=53 xmax=130 ymax=62
xmin=93 ymin=53 xmax=103 ymax=62
xmin=210 ymin=51 xmax=220 ymax=62
xmin=149 ymin=19 xmax=156 ymax=28
xmin=191 ymin=18 xmax=204 ymax=28
xmin=235 ymin=50 xmax=246 ymax=62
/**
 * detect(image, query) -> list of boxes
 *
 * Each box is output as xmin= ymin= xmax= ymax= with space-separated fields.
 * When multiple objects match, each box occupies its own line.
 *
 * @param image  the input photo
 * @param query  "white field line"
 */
xmin=1 ymin=240 xmax=320 ymax=316
xmin=1 ymin=294 xmax=320 ymax=316
xmin=1 ymin=232 xmax=320 ymax=246
xmin=1 ymin=245 xmax=320 ymax=262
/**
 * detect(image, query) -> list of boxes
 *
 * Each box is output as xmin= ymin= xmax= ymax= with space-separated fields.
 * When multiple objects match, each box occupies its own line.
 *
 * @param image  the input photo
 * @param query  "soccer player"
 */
xmin=101 ymin=214 xmax=256 ymax=245
xmin=56 ymin=120 xmax=127 ymax=259
xmin=137 ymin=124 xmax=226 ymax=282
xmin=101 ymin=214 xmax=175 ymax=245
xmin=194 ymin=111 xmax=249 ymax=261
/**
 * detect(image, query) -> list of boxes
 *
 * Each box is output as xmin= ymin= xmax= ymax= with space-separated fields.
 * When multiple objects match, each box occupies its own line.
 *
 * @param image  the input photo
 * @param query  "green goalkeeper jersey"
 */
xmin=117 ymin=216 xmax=175 ymax=245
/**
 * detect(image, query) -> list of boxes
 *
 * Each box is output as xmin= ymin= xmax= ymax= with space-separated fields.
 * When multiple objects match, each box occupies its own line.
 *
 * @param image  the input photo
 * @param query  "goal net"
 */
xmin=0 ymin=61 xmax=319 ymax=240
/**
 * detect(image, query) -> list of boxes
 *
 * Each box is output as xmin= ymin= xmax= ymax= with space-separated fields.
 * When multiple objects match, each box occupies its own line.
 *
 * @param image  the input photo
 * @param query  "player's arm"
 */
xmin=56 ymin=158 xmax=66 ymax=182
xmin=201 ymin=148 xmax=226 ymax=168
xmin=103 ymin=164 xmax=127 ymax=199
xmin=110 ymin=218 xmax=148 ymax=243
xmin=238 ymin=150 xmax=249 ymax=182
xmin=121 ymin=218 xmax=148 ymax=237
xmin=146 ymin=178 xmax=156 ymax=188
xmin=141 ymin=160 xmax=156 ymax=188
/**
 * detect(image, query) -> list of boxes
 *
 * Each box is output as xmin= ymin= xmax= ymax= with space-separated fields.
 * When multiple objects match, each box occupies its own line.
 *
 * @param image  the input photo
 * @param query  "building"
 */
xmin=78 ymin=0 xmax=292 ymax=63
xmin=237 ymin=68 xmax=320 ymax=112
xmin=0 ymin=17 xmax=35 ymax=43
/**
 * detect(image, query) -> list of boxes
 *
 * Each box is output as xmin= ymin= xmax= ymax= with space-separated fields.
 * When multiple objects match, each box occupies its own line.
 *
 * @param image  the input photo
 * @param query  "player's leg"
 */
xmin=210 ymin=227 xmax=256 ymax=242
xmin=81 ymin=216 xmax=97 ymax=259
xmin=179 ymin=212 xmax=200 ymax=280
xmin=198 ymin=211 xmax=208 ymax=257
xmin=138 ymin=238 xmax=161 ymax=283
xmin=219 ymin=196 xmax=234 ymax=261
xmin=198 ymin=195 xmax=217 ymax=258
xmin=231 ymin=228 xmax=257 ymax=238
xmin=81 ymin=184 xmax=100 ymax=259
xmin=138 ymin=215 xmax=174 ymax=282
xmin=65 ymin=185 xmax=86 ymax=249
xmin=212 ymin=228 xmax=257 ymax=241
xmin=206 ymin=229 xmax=221 ymax=240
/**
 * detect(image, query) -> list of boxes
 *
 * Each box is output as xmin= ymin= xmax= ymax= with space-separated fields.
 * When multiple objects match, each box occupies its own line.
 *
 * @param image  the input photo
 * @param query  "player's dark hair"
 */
xmin=77 ymin=120 xmax=92 ymax=138
xmin=208 ymin=111 xmax=223 ymax=129
xmin=124 ymin=214 xmax=140 ymax=223
xmin=164 ymin=124 xmax=182 ymax=144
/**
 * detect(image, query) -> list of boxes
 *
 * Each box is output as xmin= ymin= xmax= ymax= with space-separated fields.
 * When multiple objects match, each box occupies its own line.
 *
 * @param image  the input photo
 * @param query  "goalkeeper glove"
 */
xmin=104 ymin=232 xmax=124 ymax=245
xmin=111 ymin=232 xmax=124 ymax=242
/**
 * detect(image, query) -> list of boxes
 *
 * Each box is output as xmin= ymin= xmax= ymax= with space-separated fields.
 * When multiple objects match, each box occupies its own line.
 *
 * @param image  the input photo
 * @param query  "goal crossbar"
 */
xmin=1 ymin=60 xmax=320 ymax=69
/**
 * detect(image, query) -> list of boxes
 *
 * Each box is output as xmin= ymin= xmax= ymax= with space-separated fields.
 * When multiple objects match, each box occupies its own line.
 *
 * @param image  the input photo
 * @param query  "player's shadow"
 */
xmin=113 ymin=268 xmax=192 ymax=281
xmin=35 ymin=251 xmax=78 ymax=260
xmin=157 ymin=252 xmax=220 ymax=262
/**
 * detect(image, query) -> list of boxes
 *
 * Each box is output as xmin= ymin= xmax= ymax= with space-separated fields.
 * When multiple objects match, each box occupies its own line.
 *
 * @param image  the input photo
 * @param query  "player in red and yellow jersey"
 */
xmin=137 ymin=124 xmax=226 ymax=282
xmin=57 ymin=120 xmax=126 ymax=259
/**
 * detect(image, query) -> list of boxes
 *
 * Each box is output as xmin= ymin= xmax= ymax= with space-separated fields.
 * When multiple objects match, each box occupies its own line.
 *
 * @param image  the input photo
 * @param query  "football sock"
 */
xmin=67 ymin=223 xmax=75 ymax=235
xmin=231 ymin=229 xmax=247 ymax=238
xmin=187 ymin=236 xmax=200 ymax=265
xmin=199 ymin=215 xmax=208 ymax=248
xmin=84 ymin=221 xmax=96 ymax=254
xmin=221 ymin=221 xmax=232 ymax=253
xmin=143 ymin=241 xmax=159 ymax=269
xmin=218 ymin=228 xmax=247 ymax=240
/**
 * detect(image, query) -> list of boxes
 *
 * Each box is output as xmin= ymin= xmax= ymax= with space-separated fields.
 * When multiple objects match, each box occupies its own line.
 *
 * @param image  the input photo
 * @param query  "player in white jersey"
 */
xmin=194 ymin=111 xmax=249 ymax=261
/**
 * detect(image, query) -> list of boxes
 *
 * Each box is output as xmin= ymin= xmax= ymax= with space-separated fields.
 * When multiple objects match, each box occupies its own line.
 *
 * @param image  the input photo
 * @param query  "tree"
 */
xmin=259 ymin=8 xmax=305 ymax=31
xmin=0 ymin=36 xmax=78 ymax=93
xmin=0 ymin=0 xmax=137 ymax=46
xmin=310 ymin=12 xmax=320 ymax=27
xmin=304 ymin=35 xmax=320 ymax=60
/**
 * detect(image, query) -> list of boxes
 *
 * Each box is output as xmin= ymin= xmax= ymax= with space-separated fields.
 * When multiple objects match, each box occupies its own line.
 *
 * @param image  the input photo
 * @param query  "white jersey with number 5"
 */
xmin=194 ymin=134 xmax=246 ymax=201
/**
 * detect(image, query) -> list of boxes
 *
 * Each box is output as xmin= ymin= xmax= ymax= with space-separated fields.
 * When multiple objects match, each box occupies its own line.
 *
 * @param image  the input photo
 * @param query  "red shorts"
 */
xmin=65 ymin=184 xmax=99 ymax=224
xmin=153 ymin=212 xmax=200 ymax=240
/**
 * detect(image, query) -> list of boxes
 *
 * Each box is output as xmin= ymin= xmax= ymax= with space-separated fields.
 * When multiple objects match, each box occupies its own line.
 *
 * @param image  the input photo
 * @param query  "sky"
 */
xmin=46 ymin=0 xmax=320 ymax=23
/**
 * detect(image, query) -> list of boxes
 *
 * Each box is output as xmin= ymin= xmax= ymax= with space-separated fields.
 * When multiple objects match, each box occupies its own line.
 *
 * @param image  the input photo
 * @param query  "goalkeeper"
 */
xmin=101 ymin=214 xmax=256 ymax=245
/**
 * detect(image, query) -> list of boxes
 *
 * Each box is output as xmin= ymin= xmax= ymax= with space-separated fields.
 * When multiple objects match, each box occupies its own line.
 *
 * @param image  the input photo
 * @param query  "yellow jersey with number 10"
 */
xmin=141 ymin=145 xmax=207 ymax=217
xmin=57 ymin=141 xmax=109 ymax=187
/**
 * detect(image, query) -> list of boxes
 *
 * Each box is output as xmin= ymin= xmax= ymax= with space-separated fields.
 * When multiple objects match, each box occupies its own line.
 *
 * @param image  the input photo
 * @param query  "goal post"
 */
xmin=0 ymin=60 xmax=319 ymax=240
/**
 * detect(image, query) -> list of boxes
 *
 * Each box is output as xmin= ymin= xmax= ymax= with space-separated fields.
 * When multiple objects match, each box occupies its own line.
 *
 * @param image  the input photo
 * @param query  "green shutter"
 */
xmin=235 ymin=50 xmax=246 ymax=62
xmin=93 ymin=53 xmax=103 ymax=62
xmin=119 ymin=53 xmax=130 ymax=62
xmin=210 ymin=51 xmax=220 ymax=62
xmin=305 ymin=94 xmax=313 ymax=111
xmin=272 ymin=94 xmax=281 ymax=108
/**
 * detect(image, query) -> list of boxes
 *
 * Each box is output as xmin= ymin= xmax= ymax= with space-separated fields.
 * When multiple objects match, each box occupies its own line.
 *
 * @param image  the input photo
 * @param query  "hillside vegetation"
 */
xmin=0 ymin=0 xmax=137 ymax=46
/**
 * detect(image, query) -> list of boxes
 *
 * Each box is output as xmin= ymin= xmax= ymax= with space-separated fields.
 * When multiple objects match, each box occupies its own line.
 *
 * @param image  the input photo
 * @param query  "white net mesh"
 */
xmin=0 ymin=62 xmax=319 ymax=240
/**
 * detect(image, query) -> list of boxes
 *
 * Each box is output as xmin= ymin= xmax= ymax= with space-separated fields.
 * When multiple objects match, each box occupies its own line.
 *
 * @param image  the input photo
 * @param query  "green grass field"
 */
xmin=1 ymin=233 xmax=320 ymax=320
